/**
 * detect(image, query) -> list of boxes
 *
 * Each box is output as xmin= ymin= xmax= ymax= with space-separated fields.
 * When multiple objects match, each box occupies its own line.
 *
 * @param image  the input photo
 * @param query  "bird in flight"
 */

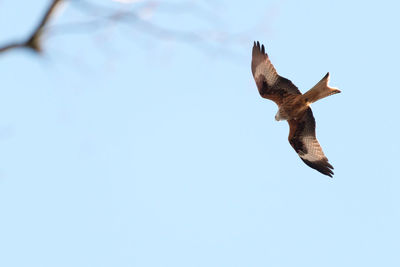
xmin=251 ymin=41 xmax=340 ymax=177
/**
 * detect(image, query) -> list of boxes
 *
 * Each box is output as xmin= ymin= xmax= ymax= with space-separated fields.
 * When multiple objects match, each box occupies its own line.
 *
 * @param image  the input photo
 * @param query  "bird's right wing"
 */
xmin=288 ymin=108 xmax=334 ymax=177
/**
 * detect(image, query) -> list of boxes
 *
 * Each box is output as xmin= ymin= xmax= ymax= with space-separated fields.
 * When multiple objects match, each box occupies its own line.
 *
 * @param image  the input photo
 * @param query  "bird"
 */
xmin=251 ymin=41 xmax=340 ymax=177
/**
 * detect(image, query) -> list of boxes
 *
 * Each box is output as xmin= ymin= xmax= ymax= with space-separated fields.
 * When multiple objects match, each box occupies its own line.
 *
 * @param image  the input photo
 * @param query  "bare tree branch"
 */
xmin=0 ymin=0 xmax=250 ymax=61
xmin=0 ymin=0 xmax=63 ymax=54
xmin=25 ymin=0 xmax=64 ymax=52
xmin=0 ymin=43 xmax=25 ymax=54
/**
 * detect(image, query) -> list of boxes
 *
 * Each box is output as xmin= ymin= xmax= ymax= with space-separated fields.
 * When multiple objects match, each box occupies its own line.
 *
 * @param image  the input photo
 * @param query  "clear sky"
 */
xmin=0 ymin=0 xmax=399 ymax=266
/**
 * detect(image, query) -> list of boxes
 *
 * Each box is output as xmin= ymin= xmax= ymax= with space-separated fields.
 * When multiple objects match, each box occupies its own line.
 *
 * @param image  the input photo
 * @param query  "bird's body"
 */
xmin=251 ymin=41 xmax=340 ymax=177
xmin=275 ymin=94 xmax=308 ymax=121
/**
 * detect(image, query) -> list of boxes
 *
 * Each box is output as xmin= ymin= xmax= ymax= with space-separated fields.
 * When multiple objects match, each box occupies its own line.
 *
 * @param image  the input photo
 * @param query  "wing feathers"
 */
xmin=251 ymin=41 xmax=301 ymax=105
xmin=252 ymin=41 xmax=279 ymax=87
xmin=288 ymin=108 xmax=334 ymax=177
xmin=301 ymin=158 xmax=334 ymax=177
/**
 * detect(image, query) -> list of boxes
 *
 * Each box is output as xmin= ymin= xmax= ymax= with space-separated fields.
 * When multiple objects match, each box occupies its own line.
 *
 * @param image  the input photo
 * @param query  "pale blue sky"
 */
xmin=0 ymin=0 xmax=399 ymax=266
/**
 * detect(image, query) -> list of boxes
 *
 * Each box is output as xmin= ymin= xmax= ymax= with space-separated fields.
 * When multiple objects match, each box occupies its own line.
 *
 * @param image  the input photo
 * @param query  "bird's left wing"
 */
xmin=251 ymin=41 xmax=301 ymax=106
xmin=288 ymin=108 xmax=334 ymax=177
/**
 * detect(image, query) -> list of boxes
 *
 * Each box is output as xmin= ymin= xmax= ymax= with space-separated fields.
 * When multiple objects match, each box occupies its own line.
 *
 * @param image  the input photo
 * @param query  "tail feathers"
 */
xmin=303 ymin=72 xmax=340 ymax=104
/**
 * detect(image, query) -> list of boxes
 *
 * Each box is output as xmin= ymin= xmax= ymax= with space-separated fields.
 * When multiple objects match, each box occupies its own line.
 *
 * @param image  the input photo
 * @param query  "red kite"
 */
xmin=251 ymin=41 xmax=340 ymax=177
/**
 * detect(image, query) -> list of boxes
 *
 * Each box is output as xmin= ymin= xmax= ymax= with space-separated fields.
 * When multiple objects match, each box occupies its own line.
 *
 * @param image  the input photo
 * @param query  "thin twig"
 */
xmin=0 ymin=43 xmax=25 ymax=53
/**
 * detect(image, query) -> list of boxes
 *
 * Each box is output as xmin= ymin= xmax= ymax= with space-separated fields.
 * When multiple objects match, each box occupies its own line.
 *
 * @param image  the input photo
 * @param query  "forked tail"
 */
xmin=303 ymin=72 xmax=341 ymax=104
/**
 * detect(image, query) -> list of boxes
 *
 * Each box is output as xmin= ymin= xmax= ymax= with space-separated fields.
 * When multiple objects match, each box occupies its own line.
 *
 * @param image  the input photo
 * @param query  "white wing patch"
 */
xmin=299 ymin=136 xmax=326 ymax=162
xmin=254 ymin=59 xmax=279 ymax=86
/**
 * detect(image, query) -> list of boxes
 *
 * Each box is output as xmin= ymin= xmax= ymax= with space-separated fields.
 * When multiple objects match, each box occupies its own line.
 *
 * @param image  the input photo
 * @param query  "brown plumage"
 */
xmin=251 ymin=41 xmax=340 ymax=177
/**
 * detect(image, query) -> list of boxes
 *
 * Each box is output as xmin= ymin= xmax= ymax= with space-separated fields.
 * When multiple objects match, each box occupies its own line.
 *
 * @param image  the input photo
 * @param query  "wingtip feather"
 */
xmin=300 ymin=158 xmax=334 ymax=177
